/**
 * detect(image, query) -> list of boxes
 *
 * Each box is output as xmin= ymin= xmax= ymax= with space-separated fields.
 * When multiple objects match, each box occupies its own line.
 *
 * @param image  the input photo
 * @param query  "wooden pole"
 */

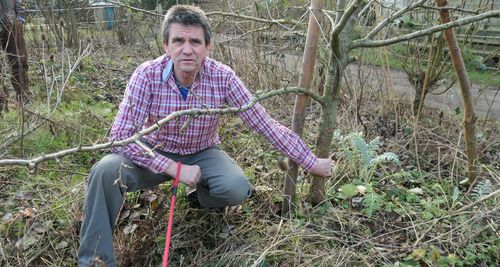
xmin=436 ymin=0 xmax=478 ymax=187
xmin=282 ymin=0 xmax=323 ymax=216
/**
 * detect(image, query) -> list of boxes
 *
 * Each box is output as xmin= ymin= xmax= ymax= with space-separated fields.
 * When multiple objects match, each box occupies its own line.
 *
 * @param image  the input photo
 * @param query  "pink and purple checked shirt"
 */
xmin=110 ymin=55 xmax=318 ymax=174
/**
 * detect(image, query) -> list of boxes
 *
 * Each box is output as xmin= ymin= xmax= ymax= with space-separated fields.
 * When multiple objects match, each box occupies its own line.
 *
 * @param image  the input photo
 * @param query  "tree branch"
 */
xmin=0 ymin=87 xmax=323 ymax=168
xmin=206 ymin=11 xmax=301 ymax=27
xmin=352 ymin=10 xmax=500 ymax=48
xmin=365 ymin=0 xmax=428 ymax=40
xmin=108 ymin=0 xmax=161 ymax=17
xmin=332 ymin=0 xmax=365 ymax=39
xmin=108 ymin=1 xmax=302 ymax=28
xmin=455 ymin=189 xmax=500 ymax=213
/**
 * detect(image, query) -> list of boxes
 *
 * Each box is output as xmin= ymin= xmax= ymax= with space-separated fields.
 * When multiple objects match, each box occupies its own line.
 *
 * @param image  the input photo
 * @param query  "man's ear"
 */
xmin=205 ymin=42 xmax=211 ymax=56
xmin=163 ymin=42 xmax=169 ymax=55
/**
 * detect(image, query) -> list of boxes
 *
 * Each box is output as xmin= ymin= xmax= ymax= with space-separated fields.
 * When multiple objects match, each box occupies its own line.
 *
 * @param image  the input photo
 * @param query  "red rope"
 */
xmin=162 ymin=161 xmax=182 ymax=267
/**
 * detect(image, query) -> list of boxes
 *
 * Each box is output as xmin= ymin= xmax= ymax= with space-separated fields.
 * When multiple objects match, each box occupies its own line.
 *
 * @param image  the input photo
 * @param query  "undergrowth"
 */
xmin=1 ymin=11 xmax=499 ymax=267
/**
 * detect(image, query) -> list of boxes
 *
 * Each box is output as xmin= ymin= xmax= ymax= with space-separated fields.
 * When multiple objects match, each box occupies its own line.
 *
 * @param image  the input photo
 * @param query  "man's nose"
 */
xmin=181 ymin=44 xmax=194 ymax=55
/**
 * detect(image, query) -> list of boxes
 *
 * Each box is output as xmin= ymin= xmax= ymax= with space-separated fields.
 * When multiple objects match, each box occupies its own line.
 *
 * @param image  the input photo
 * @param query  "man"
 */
xmin=0 ymin=0 xmax=29 ymax=111
xmin=78 ymin=5 xmax=333 ymax=266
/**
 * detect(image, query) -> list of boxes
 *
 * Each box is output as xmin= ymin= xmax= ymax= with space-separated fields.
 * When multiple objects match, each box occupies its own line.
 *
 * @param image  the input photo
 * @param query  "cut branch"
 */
xmin=0 ymin=87 xmax=322 ymax=168
xmin=352 ymin=10 xmax=500 ymax=48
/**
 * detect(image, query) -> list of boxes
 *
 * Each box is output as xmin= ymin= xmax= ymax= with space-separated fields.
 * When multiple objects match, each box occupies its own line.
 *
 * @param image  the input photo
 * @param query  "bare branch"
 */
xmin=352 ymin=10 xmax=500 ymax=48
xmin=206 ymin=11 xmax=301 ymax=27
xmin=332 ymin=0 xmax=365 ymax=39
xmin=0 ymin=87 xmax=323 ymax=168
xmin=108 ymin=0 xmax=161 ymax=17
xmin=365 ymin=0 xmax=428 ymax=40
xmin=108 ymin=0 xmax=302 ymax=28
xmin=421 ymin=5 xmax=480 ymax=15
xmin=455 ymin=189 xmax=500 ymax=213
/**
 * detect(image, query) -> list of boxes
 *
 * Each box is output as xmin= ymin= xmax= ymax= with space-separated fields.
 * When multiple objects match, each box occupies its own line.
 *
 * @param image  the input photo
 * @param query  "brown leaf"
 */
xmin=20 ymin=207 xmax=36 ymax=218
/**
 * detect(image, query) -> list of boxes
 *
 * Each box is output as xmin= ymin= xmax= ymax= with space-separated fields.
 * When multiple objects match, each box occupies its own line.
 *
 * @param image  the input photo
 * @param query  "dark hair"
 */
xmin=162 ymin=5 xmax=211 ymax=45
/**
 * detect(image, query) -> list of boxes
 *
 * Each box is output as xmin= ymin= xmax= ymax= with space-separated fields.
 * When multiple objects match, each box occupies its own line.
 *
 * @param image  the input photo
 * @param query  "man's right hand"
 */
xmin=165 ymin=163 xmax=201 ymax=187
xmin=309 ymin=158 xmax=333 ymax=177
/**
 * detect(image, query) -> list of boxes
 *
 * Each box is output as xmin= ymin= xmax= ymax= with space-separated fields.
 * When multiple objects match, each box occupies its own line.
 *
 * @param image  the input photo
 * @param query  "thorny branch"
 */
xmin=0 ymin=87 xmax=322 ymax=168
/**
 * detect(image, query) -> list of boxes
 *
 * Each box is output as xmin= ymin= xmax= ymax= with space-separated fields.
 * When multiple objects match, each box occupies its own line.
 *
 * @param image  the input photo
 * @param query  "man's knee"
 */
xmin=211 ymin=176 xmax=251 ymax=206
xmin=88 ymin=154 xmax=131 ymax=188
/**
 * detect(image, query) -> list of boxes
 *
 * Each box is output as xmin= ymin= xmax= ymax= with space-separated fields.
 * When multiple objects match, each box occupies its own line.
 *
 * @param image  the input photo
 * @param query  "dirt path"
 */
xmin=344 ymin=64 xmax=500 ymax=120
xmin=220 ymin=40 xmax=499 ymax=120
xmin=273 ymin=50 xmax=500 ymax=120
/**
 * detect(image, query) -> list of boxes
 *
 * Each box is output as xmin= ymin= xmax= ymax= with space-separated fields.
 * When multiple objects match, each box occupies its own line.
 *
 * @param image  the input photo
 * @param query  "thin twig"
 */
xmin=455 ymin=189 xmax=500 ymax=213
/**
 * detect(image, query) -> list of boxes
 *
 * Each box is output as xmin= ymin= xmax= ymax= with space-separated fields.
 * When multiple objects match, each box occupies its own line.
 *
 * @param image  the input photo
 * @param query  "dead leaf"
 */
xmin=129 ymin=211 xmax=140 ymax=222
xmin=15 ymin=234 xmax=40 ymax=250
xmin=218 ymin=224 xmax=237 ymax=238
xmin=15 ymin=191 xmax=33 ymax=201
xmin=254 ymin=185 xmax=273 ymax=192
xmin=56 ymin=240 xmax=69 ymax=249
xmin=357 ymin=185 xmax=367 ymax=195
xmin=32 ymin=221 xmax=51 ymax=234
xmin=408 ymin=188 xmax=424 ymax=194
xmin=119 ymin=209 xmax=131 ymax=220
xmin=144 ymin=191 xmax=157 ymax=202
xmin=2 ymin=213 xmax=13 ymax=222
xmin=20 ymin=207 xmax=36 ymax=218
xmin=123 ymin=223 xmax=138 ymax=235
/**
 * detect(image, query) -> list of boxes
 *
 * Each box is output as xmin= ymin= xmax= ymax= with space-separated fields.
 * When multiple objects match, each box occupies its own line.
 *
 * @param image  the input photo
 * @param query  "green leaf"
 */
xmin=340 ymin=184 xmax=358 ymax=198
xmin=452 ymin=187 xmax=459 ymax=203
xmin=362 ymin=193 xmax=383 ymax=216
xmin=411 ymin=247 xmax=426 ymax=260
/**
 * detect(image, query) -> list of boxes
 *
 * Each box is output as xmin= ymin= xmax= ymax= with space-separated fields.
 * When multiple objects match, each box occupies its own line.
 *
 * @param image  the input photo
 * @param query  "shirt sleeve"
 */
xmin=110 ymin=64 xmax=174 ymax=173
xmin=226 ymin=73 xmax=318 ymax=171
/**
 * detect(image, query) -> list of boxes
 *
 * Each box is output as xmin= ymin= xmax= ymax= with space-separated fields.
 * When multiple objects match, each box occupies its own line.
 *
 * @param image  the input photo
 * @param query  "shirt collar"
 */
xmin=162 ymin=58 xmax=173 ymax=82
xmin=161 ymin=56 xmax=205 ymax=83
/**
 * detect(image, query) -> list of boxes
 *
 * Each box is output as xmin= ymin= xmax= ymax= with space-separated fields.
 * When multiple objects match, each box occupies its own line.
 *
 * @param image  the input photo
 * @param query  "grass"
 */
xmin=1 ymin=10 xmax=499 ymax=267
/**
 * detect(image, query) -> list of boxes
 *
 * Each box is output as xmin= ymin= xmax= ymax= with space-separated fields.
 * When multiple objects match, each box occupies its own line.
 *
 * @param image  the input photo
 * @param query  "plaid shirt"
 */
xmin=111 ymin=55 xmax=318 ymax=173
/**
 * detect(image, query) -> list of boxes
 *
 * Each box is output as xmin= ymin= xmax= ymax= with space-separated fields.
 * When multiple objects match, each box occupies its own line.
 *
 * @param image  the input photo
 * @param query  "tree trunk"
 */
xmin=436 ymin=0 xmax=478 ymax=187
xmin=64 ymin=0 xmax=79 ymax=48
xmin=309 ymin=54 xmax=343 ymax=205
xmin=282 ymin=0 xmax=323 ymax=216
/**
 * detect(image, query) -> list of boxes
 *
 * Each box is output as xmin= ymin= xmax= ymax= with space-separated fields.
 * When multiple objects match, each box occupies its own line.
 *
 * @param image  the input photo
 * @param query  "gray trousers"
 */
xmin=78 ymin=146 xmax=251 ymax=267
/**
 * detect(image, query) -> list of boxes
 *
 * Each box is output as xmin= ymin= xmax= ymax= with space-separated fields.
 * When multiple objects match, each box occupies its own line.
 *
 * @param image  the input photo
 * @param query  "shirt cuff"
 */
xmin=148 ymin=152 xmax=175 ymax=174
xmin=300 ymin=154 xmax=318 ymax=171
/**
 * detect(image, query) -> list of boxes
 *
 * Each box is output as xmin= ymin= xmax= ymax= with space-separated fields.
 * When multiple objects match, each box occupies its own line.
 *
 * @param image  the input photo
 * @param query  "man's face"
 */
xmin=164 ymin=23 xmax=210 ymax=78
